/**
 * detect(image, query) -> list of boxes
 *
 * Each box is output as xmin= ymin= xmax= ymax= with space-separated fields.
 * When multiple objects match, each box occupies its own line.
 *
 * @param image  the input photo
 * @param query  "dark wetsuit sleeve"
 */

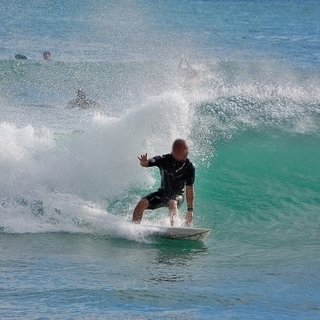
xmin=148 ymin=155 xmax=165 ymax=168
xmin=186 ymin=164 xmax=195 ymax=186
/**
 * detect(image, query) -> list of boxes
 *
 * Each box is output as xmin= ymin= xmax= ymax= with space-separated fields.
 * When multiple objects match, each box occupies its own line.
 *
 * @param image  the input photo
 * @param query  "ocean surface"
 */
xmin=0 ymin=0 xmax=320 ymax=319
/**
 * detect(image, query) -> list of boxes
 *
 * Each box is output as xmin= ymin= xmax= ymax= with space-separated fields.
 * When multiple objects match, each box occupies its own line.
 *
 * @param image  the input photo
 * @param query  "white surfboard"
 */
xmin=144 ymin=226 xmax=211 ymax=241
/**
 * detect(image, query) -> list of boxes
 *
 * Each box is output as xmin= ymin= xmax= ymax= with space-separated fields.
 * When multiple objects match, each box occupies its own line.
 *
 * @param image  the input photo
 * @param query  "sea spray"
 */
xmin=0 ymin=92 xmax=191 ymax=236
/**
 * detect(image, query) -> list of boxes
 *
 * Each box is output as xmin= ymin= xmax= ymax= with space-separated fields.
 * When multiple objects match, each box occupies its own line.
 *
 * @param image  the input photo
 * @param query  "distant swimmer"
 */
xmin=132 ymin=139 xmax=195 ymax=227
xmin=15 ymin=54 xmax=28 ymax=60
xmin=43 ymin=51 xmax=51 ymax=60
xmin=66 ymin=88 xmax=102 ymax=109
xmin=178 ymin=55 xmax=199 ymax=81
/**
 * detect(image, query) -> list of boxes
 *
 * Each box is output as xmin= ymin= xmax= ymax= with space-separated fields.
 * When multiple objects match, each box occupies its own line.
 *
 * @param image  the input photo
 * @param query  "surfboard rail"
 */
xmin=144 ymin=226 xmax=211 ymax=241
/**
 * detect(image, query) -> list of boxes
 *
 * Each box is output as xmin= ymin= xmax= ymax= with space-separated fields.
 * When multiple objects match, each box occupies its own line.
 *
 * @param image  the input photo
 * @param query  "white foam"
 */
xmin=1 ymin=59 xmax=320 ymax=237
xmin=0 ymin=92 xmax=191 ymax=238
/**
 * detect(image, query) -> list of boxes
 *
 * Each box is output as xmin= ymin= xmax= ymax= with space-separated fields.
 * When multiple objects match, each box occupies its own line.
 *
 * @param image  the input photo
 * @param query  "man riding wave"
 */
xmin=132 ymin=139 xmax=195 ymax=226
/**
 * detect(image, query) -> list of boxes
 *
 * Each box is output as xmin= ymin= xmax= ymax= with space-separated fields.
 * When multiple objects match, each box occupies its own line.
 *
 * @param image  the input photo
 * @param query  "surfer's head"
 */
xmin=77 ymin=88 xmax=86 ymax=100
xmin=172 ymin=139 xmax=188 ymax=161
xmin=43 ymin=51 xmax=51 ymax=60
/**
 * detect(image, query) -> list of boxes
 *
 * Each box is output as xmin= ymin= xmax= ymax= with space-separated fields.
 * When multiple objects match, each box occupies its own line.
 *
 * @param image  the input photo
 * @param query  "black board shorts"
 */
xmin=143 ymin=190 xmax=184 ymax=210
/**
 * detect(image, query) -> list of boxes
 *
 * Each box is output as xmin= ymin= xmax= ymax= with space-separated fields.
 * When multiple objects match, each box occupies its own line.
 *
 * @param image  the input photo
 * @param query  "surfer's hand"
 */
xmin=138 ymin=153 xmax=149 ymax=167
xmin=185 ymin=211 xmax=193 ymax=226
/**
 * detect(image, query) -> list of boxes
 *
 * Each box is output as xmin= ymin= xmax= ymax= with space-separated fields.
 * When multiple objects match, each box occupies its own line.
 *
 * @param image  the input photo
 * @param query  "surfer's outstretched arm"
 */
xmin=178 ymin=55 xmax=184 ymax=70
xmin=138 ymin=153 xmax=149 ymax=167
xmin=185 ymin=185 xmax=194 ymax=225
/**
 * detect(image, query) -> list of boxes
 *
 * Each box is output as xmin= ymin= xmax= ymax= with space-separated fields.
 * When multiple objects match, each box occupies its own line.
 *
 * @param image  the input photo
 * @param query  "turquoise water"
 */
xmin=0 ymin=0 xmax=320 ymax=318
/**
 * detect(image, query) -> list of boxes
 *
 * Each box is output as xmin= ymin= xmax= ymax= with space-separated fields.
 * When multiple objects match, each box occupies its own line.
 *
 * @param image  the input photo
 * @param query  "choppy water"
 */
xmin=0 ymin=0 xmax=319 ymax=319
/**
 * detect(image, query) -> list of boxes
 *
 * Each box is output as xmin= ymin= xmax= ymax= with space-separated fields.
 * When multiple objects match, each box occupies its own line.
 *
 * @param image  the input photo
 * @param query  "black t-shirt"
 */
xmin=148 ymin=153 xmax=195 ymax=196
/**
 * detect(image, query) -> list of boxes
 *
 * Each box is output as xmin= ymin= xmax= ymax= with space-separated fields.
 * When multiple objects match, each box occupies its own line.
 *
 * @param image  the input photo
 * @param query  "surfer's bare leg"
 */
xmin=132 ymin=199 xmax=149 ymax=224
xmin=168 ymin=199 xmax=179 ymax=226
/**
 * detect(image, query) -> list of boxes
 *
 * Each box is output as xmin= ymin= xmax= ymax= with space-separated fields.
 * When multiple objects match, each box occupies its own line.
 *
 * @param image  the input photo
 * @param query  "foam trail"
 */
xmin=0 ymin=92 xmax=191 ymax=238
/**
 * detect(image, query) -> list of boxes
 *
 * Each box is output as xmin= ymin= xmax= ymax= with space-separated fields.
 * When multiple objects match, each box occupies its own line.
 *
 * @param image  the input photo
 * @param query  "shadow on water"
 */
xmin=93 ymin=234 xmax=210 ymax=282
xmin=114 ymin=237 xmax=210 ymax=280
xmin=144 ymin=239 xmax=210 ymax=283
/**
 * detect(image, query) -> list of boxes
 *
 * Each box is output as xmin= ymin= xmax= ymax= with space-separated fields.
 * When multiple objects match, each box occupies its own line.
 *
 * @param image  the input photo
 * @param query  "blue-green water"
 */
xmin=0 ymin=0 xmax=319 ymax=318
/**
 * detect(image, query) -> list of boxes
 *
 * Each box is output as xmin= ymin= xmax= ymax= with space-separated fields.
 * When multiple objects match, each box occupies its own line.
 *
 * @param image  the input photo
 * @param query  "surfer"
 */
xmin=15 ymin=54 xmax=28 ymax=60
xmin=43 ymin=51 xmax=51 ymax=60
xmin=132 ymin=139 xmax=195 ymax=226
xmin=66 ymin=88 xmax=101 ymax=109
xmin=178 ymin=55 xmax=199 ymax=81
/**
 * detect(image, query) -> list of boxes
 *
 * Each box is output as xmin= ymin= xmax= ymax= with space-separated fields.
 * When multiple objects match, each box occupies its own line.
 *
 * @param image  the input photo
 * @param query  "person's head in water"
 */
xmin=77 ymin=88 xmax=86 ymax=100
xmin=172 ymin=139 xmax=189 ymax=161
xmin=43 ymin=51 xmax=51 ymax=60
